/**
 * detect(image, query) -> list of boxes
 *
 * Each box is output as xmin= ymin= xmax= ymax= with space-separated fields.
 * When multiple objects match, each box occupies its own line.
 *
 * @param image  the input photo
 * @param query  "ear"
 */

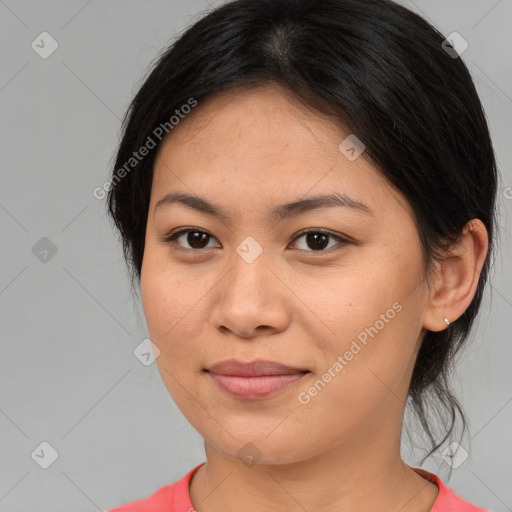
xmin=422 ymin=219 xmax=489 ymax=332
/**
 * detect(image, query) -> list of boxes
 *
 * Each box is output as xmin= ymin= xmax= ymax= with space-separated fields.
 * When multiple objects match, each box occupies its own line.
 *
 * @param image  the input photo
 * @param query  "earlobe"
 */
xmin=422 ymin=219 xmax=489 ymax=332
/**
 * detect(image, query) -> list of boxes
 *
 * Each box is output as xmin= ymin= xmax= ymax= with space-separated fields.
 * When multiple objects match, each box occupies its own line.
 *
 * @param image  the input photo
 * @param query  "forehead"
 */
xmin=163 ymin=83 xmax=342 ymax=150
xmin=151 ymin=84 xmax=412 ymax=221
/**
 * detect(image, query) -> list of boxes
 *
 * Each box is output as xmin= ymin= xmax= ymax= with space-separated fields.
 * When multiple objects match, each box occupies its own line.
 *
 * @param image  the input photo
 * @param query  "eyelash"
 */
xmin=160 ymin=227 xmax=351 ymax=254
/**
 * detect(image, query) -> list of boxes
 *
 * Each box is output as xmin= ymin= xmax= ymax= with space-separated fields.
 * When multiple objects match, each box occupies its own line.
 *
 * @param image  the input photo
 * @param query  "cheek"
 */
xmin=287 ymin=258 xmax=406 ymax=347
xmin=140 ymin=253 xmax=207 ymax=413
xmin=140 ymin=248 xmax=200 ymax=357
xmin=141 ymin=246 xmax=212 ymax=372
xmin=298 ymin=250 xmax=424 ymax=390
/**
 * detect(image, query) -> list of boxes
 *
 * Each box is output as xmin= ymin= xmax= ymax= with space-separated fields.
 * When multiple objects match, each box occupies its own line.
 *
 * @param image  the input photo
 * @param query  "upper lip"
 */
xmin=206 ymin=359 xmax=309 ymax=377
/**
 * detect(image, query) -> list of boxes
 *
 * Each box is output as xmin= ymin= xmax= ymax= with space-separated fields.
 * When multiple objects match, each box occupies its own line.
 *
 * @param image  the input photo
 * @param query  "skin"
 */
xmin=140 ymin=83 xmax=489 ymax=512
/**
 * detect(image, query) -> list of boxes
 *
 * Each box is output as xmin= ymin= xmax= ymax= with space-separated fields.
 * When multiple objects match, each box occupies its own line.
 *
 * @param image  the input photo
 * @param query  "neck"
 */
xmin=189 ymin=418 xmax=438 ymax=512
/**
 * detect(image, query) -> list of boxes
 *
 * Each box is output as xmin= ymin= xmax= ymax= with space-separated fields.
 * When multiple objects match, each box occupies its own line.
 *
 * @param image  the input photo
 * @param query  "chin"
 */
xmin=203 ymin=430 xmax=316 ymax=467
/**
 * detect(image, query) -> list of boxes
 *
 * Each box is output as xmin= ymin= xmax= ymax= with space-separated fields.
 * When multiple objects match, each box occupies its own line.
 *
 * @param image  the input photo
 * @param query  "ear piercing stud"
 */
xmin=444 ymin=316 xmax=450 ymax=327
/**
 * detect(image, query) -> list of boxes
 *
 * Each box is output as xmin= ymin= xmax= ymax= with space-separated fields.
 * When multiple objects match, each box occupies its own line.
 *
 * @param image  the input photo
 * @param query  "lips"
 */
xmin=206 ymin=359 xmax=308 ymax=377
xmin=205 ymin=359 xmax=310 ymax=399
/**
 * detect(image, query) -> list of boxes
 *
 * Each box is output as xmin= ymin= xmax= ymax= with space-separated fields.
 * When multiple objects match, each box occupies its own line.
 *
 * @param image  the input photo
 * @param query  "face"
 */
xmin=140 ymin=83 xmax=431 ymax=466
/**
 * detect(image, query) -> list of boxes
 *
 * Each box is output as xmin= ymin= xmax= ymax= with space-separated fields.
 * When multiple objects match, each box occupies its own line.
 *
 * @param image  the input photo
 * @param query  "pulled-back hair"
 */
xmin=106 ymin=0 xmax=498 ymax=460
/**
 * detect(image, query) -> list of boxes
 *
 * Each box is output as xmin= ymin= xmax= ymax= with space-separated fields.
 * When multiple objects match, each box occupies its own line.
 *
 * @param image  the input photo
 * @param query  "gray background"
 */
xmin=1 ymin=1 xmax=511 ymax=511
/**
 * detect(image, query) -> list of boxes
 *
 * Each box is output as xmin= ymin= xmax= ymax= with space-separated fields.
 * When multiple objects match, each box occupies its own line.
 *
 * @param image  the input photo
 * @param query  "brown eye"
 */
xmin=290 ymin=229 xmax=349 ymax=253
xmin=162 ymin=229 xmax=221 ymax=250
xmin=161 ymin=227 xmax=350 ymax=254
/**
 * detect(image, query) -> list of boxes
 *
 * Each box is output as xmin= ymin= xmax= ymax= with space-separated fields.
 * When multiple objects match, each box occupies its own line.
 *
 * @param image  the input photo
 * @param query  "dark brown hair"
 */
xmin=106 ymin=0 xmax=498 ymax=461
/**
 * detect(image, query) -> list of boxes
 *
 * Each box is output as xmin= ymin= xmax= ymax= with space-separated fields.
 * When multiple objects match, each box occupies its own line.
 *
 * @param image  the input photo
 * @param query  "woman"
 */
xmin=104 ymin=0 xmax=497 ymax=510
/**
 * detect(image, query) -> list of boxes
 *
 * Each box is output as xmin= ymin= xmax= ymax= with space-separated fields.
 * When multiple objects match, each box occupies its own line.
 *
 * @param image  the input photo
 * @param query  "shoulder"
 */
xmin=414 ymin=468 xmax=491 ymax=512
xmin=105 ymin=483 xmax=176 ymax=512
xmin=104 ymin=463 xmax=205 ymax=512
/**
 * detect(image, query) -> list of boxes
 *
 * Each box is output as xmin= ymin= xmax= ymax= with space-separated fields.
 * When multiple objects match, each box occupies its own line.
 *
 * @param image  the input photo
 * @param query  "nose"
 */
xmin=210 ymin=249 xmax=291 ymax=339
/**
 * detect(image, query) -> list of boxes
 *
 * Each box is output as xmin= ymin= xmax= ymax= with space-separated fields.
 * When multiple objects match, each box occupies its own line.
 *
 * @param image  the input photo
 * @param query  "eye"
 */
xmin=160 ymin=228 xmax=221 ymax=251
xmin=289 ymin=229 xmax=349 ymax=253
xmin=160 ymin=227 xmax=350 ymax=253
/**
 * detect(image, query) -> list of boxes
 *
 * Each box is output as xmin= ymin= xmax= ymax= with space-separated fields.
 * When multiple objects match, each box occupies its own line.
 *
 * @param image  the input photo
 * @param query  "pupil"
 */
xmin=188 ymin=231 xmax=208 ymax=249
xmin=184 ymin=232 xmax=329 ymax=250
xmin=307 ymin=233 xmax=328 ymax=250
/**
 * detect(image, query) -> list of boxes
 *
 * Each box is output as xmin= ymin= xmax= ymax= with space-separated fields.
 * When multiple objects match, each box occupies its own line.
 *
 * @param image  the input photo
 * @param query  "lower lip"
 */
xmin=207 ymin=372 xmax=308 ymax=399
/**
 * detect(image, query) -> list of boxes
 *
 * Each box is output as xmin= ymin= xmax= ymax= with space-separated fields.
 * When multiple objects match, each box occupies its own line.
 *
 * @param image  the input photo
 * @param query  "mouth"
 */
xmin=204 ymin=359 xmax=310 ymax=399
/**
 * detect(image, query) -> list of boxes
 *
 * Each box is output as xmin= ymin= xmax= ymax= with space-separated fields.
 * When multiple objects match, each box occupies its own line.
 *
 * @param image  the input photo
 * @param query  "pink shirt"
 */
xmin=105 ymin=462 xmax=490 ymax=512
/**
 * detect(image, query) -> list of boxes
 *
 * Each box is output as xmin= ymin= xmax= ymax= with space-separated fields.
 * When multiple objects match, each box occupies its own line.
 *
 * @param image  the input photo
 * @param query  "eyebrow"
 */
xmin=154 ymin=191 xmax=374 ymax=222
